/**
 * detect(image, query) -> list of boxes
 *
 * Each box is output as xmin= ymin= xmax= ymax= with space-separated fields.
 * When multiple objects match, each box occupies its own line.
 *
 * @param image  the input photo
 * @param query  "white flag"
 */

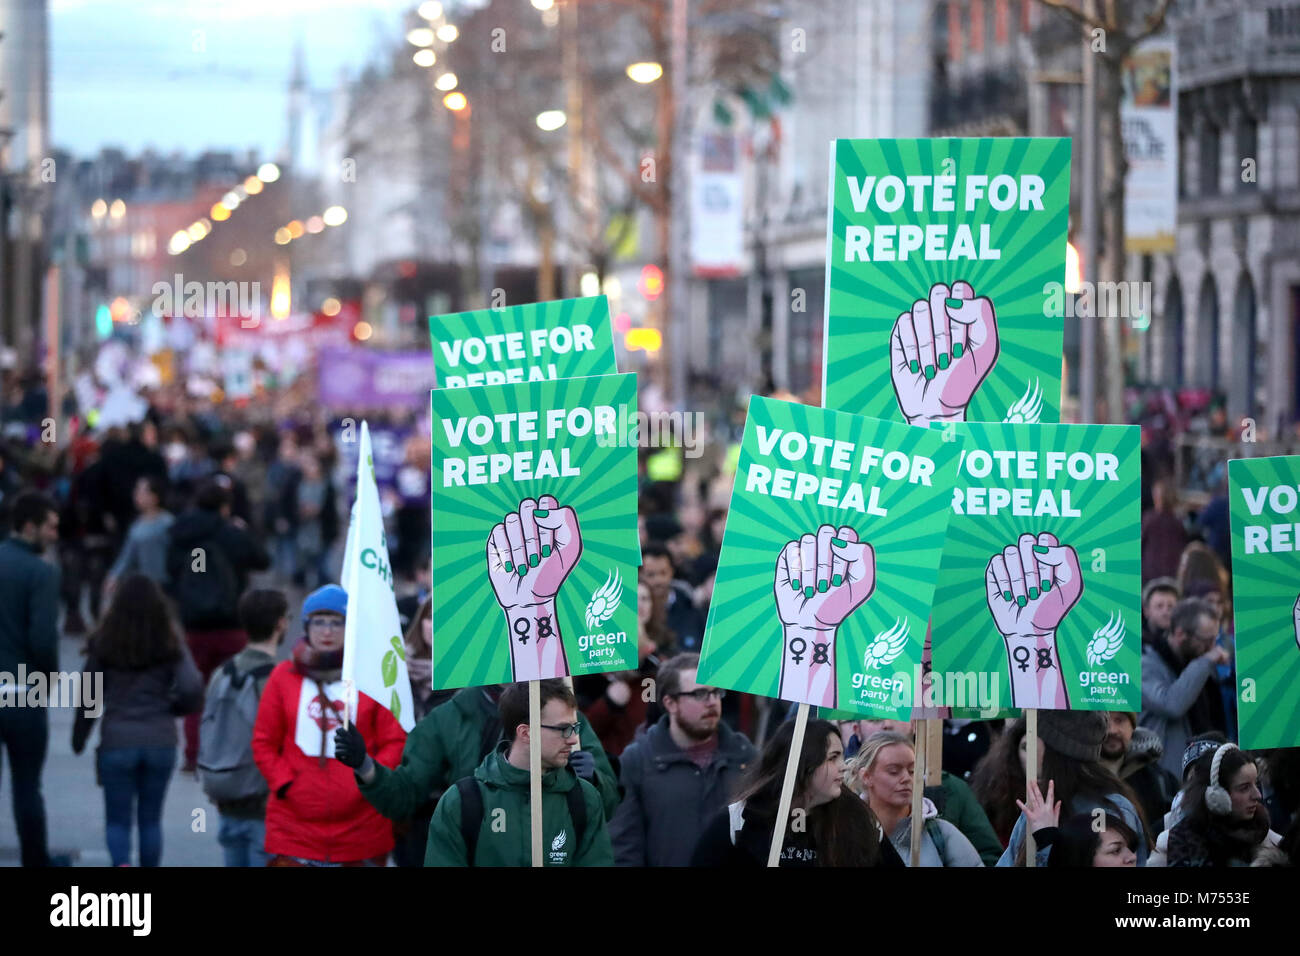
xmin=341 ymin=421 xmax=416 ymax=731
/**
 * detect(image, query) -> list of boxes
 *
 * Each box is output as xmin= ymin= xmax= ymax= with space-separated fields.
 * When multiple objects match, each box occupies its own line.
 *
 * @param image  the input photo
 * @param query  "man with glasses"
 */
xmin=424 ymin=678 xmax=612 ymax=866
xmin=609 ymin=653 xmax=755 ymax=866
xmin=1140 ymin=597 xmax=1231 ymax=778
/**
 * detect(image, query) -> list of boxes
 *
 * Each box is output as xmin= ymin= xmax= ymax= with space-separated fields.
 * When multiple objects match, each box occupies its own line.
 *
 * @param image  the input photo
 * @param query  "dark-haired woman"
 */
xmin=690 ymin=718 xmax=904 ymax=867
xmin=72 ymin=574 xmax=203 ymax=866
xmin=1047 ymin=813 xmax=1140 ymax=867
xmin=996 ymin=711 xmax=1151 ymax=866
xmin=1166 ymin=742 xmax=1281 ymax=866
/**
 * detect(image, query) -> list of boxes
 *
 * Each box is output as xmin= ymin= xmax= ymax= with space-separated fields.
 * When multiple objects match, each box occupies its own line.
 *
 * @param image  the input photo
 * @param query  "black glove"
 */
xmin=568 ymin=749 xmax=595 ymax=780
xmin=333 ymin=723 xmax=367 ymax=769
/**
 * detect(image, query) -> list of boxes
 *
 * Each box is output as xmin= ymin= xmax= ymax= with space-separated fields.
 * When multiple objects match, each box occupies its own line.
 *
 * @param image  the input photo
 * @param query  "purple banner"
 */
xmin=318 ymin=348 xmax=436 ymax=409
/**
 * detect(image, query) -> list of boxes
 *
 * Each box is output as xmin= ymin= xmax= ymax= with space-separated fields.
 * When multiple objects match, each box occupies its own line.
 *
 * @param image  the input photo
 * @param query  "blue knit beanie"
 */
xmin=302 ymin=584 xmax=348 ymax=624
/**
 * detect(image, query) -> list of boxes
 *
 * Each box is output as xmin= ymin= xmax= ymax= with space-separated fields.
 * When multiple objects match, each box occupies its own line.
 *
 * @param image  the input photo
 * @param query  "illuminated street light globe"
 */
xmin=436 ymin=23 xmax=458 ymax=42
xmin=530 ymin=0 xmax=554 ymax=10
xmin=536 ymin=109 xmax=566 ymax=131
xmin=626 ymin=62 xmax=663 ymax=84
xmin=418 ymin=2 xmax=443 ymax=20
xmin=434 ymin=72 xmax=457 ymax=91
xmin=443 ymin=91 xmax=468 ymax=111
xmin=407 ymin=27 xmax=435 ymax=47
xmin=257 ymin=163 xmax=281 ymax=183
xmin=322 ymin=206 xmax=349 ymax=227
xmin=413 ymin=48 xmax=436 ymax=67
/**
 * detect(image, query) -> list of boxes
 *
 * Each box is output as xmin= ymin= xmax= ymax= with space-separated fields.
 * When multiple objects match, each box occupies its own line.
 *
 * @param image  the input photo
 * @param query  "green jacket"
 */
xmin=425 ymin=749 xmax=613 ymax=866
xmin=357 ymin=687 xmax=620 ymax=821
xmin=931 ymin=771 xmax=1003 ymax=867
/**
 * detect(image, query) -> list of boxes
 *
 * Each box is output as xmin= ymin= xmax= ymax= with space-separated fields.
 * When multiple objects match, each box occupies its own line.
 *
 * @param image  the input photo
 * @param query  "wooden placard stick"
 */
xmin=1025 ymin=708 xmax=1038 ymax=867
xmin=529 ymin=679 xmax=543 ymax=867
xmin=767 ymin=702 xmax=809 ymax=867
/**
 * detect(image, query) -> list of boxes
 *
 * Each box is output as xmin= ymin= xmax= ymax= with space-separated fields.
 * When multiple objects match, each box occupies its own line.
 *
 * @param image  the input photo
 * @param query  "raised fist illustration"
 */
xmin=773 ymin=525 xmax=875 ymax=708
xmin=890 ymin=280 xmax=1000 ymax=425
xmin=985 ymin=532 xmax=1083 ymax=709
xmin=488 ymin=495 xmax=582 ymax=681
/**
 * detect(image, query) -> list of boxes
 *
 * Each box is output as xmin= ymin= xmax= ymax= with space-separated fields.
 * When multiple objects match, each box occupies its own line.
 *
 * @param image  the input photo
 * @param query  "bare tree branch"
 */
xmin=1037 ymin=0 xmax=1106 ymax=32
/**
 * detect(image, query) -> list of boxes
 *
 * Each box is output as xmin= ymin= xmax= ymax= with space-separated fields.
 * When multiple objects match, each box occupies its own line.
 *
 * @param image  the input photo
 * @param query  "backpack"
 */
xmin=454 ymin=776 xmax=587 ymax=866
xmin=198 ymin=659 xmax=275 ymax=803
xmin=170 ymin=532 xmax=240 ymax=629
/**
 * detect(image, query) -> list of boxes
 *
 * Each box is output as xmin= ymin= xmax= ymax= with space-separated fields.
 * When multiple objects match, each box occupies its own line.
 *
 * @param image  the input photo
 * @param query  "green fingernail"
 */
xmin=1033 ymin=545 xmax=1049 ymax=553
xmin=518 ymin=565 xmax=528 ymax=577
xmin=923 ymin=365 xmax=935 ymax=380
xmin=1016 ymin=595 xmax=1027 ymax=608
xmin=528 ymin=554 xmax=539 ymax=567
xmin=792 ymin=580 xmax=800 ymax=592
xmin=817 ymin=580 xmax=828 ymax=593
xmin=504 ymin=562 xmax=514 ymax=573
xmin=938 ymin=353 xmax=949 ymax=370
xmin=909 ymin=359 xmax=919 ymax=374
xmin=542 ymin=545 xmax=552 ymax=557
xmin=832 ymin=574 xmax=842 ymax=586
xmin=533 ymin=509 xmax=549 ymax=517
xmin=804 ymin=586 xmax=814 ymax=599
xmin=1041 ymin=579 xmax=1051 ymax=591
xmin=952 ymin=342 xmax=964 ymax=358
xmin=945 ymin=297 xmax=964 ymax=310
xmin=1028 ymin=587 xmax=1039 ymax=600
xmin=831 ymin=539 xmax=847 ymax=549
xmin=1003 ymin=590 xmax=1013 ymax=602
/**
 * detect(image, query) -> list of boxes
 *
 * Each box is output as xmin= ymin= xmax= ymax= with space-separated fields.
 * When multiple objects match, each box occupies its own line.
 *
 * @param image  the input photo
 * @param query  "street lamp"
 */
xmin=407 ymin=27 xmax=435 ymax=47
xmin=434 ymin=72 xmax=458 ymax=91
xmin=626 ymin=62 xmax=663 ymax=84
xmin=443 ymin=91 xmax=468 ymax=111
xmin=413 ymin=48 xmax=436 ymax=67
xmin=418 ymin=1 xmax=443 ymax=19
xmin=257 ymin=163 xmax=280 ymax=183
xmin=530 ymin=0 xmax=554 ymax=9
xmin=436 ymin=24 xmax=458 ymax=42
xmin=536 ymin=109 xmax=566 ymax=131
xmin=323 ymin=205 xmax=348 ymax=227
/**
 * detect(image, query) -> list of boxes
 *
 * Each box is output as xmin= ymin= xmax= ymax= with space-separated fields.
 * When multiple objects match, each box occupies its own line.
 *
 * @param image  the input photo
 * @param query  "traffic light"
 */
xmin=638 ymin=264 xmax=663 ymax=301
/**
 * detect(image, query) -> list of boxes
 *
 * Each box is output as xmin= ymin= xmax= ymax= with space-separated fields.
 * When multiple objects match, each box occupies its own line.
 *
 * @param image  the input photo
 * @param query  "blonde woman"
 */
xmin=847 ymin=731 xmax=984 ymax=867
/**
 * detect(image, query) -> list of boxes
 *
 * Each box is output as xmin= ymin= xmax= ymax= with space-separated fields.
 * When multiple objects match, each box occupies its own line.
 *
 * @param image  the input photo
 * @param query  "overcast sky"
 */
xmin=50 ymin=0 xmax=413 ymax=159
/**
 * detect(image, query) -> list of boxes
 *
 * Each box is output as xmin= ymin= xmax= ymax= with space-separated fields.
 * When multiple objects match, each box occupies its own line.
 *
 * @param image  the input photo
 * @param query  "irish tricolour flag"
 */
xmin=341 ymin=421 xmax=416 ymax=731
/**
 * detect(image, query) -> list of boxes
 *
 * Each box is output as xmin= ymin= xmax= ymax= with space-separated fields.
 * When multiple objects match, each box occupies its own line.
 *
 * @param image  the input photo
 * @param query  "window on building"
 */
xmin=1237 ymin=115 xmax=1258 ymax=192
xmin=949 ymin=0 xmax=964 ymax=62
xmin=997 ymin=0 xmax=1010 ymax=43
xmin=1200 ymin=123 xmax=1221 ymax=196
xmin=971 ymin=0 xmax=985 ymax=53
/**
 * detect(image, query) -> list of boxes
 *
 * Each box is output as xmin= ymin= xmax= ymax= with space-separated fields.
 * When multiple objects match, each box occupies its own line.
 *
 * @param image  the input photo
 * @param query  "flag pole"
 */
xmin=767 ymin=702 xmax=809 ymax=867
xmin=529 ymin=678 xmax=543 ymax=867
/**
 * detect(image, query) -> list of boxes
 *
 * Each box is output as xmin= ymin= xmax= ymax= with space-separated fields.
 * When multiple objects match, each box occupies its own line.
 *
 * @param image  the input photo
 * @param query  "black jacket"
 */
xmin=690 ymin=801 xmax=907 ymax=868
xmin=609 ymin=715 xmax=756 ymax=866
xmin=165 ymin=509 xmax=270 ymax=628
xmin=0 ymin=537 xmax=60 ymax=676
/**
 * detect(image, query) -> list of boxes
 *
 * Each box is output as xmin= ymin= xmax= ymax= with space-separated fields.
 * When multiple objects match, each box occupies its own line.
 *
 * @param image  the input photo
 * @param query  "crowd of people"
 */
xmin=0 ymin=369 xmax=1298 ymax=868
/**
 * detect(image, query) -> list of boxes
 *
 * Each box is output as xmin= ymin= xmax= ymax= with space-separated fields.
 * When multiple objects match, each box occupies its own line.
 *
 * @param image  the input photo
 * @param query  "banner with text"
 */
xmin=697 ymin=396 xmax=962 ymax=718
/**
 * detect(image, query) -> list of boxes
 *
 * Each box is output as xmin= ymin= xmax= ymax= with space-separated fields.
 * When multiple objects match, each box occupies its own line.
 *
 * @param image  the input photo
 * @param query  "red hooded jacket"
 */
xmin=252 ymin=661 xmax=406 ymax=862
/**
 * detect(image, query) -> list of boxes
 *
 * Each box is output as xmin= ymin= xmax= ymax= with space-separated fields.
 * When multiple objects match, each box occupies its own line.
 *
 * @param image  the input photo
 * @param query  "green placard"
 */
xmin=823 ymin=137 xmax=1071 ymax=426
xmin=930 ymin=422 xmax=1141 ymax=713
xmin=697 ymin=396 xmax=962 ymax=718
xmin=430 ymin=373 xmax=639 ymax=688
xmin=1228 ymin=456 xmax=1300 ymax=750
xmin=429 ymin=295 xmax=617 ymax=388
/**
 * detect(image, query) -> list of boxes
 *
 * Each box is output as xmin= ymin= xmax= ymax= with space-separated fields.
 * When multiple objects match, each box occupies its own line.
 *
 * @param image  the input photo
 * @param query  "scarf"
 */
xmin=291 ymin=636 xmax=343 ymax=683
xmin=1167 ymin=805 xmax=1270 ymax=867
xmin=291 ymin=637 xmax=344 ymax=768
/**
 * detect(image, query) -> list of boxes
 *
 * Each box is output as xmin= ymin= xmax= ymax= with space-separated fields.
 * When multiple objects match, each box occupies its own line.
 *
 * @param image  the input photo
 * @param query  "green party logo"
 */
xmin=824 ymin=138 xmax=1070 ymax=427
